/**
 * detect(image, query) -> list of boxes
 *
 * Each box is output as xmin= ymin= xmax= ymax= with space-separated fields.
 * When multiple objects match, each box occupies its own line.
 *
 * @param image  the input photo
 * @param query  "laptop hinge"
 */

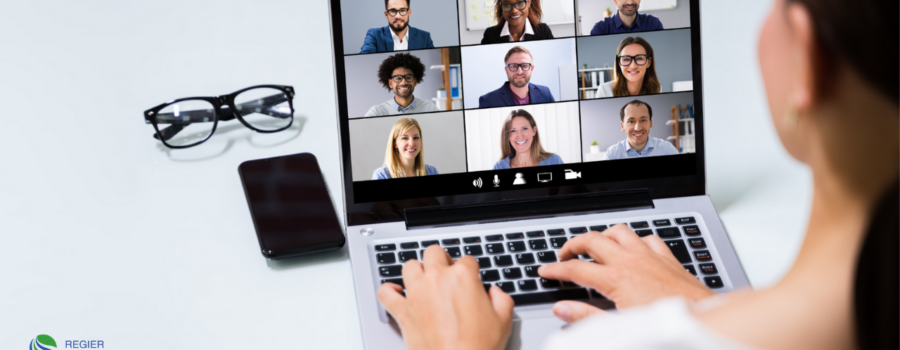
xmin=404 ymin=189 xmax=654 ymax=230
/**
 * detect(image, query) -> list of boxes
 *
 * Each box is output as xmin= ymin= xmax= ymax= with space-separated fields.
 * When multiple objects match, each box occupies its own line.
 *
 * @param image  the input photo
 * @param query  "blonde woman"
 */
xmin=492 ymin=109 xmax=563 ymax=169
xmin=596 ymin=36 xmax=662 ymax=98
xmin=372 ymin=118 xmax=439 ymax=179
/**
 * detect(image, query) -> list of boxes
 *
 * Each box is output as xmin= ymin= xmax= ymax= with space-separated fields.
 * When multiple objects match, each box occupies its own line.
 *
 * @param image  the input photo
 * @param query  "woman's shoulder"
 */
xmin=541 ymin=153 xmax=563 ymax=165
xmin=425 ymin=164 xmax=439 ymax=175
xmin=493 ymin=157 xmax=511 ymax=170
xmin=533 ymin=22 xmax=554 ymax=38
xmin=481 ymin=25 xmax=504 ymax=44
xmin=372 ymin=166 xmax=391 ymax=180
xmin=597 ymin=81 xmax=614 ymax=98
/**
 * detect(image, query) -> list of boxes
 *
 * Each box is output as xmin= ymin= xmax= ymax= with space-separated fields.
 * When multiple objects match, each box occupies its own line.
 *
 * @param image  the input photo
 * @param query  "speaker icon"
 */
xmin=473 ymin=177 xmax=483 ymax=188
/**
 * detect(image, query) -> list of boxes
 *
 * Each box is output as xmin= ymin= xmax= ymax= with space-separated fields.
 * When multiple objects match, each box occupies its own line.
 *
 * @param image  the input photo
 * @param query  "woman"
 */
xmin=376 ymin=0 xmax=898 ymax=349
xmin=492 ymin=109 xmax=563 ymax=169
xmin=596 ymin=36 xmax=661 ymax=98
xmin=481 ymin=0 xmax=553 ymax=44
xmin=372 ymin=118 xmax=439 ymax=180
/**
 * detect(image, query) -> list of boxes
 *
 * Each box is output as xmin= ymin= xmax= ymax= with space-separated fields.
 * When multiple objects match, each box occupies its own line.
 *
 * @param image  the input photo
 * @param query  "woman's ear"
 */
xmin=785 ymin=2 xmax=821 ymax=113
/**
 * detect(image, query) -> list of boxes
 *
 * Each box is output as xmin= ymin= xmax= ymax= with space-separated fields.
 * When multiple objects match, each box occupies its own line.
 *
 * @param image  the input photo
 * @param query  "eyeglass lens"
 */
xmin=506 ymin=63 xmax=532 ymax=71
xmin=501 ymin=1 xmax=527 ymax=12
xmin=232 ymin=87 xmax=293 ymax=132
xmin=387 ymin=8 xmax=409 ymax=16
xmin=155 ymin=99 xmax=217 ymax=147
xmin=619 ymin=55 xmax=649 ymax=66
xmin=391 ymin=74 xmax=415 ymax=83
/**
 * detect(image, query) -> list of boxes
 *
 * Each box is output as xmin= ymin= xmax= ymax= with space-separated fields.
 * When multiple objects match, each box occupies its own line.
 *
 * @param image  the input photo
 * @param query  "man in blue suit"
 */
xmin=479 ymin=46 xmax=555 ymax=108
xmin=359 ymin=0 xmax=435 ymax=54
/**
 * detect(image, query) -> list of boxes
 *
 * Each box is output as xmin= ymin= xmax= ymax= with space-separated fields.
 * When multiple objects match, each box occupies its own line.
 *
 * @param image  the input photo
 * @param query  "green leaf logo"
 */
xmin=30 ymin=335 xmax=57 ymax=350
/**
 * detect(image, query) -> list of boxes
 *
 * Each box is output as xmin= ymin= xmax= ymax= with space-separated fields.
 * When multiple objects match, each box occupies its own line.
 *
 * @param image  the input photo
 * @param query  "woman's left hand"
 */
xmin=377 ymin=245 xmax=515 ymax=350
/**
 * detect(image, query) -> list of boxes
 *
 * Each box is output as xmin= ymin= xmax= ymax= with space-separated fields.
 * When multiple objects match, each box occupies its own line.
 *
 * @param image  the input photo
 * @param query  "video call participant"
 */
xmin=479 ymin=46 xmax=555 ymax=108
xmin=372 ymin=118 xmax=439 ymax=179
xmin=493 ymin=109 xmax=563 ymax=169
xmin=602 ymin=99 xmax=678 ymax=160
xmin=365 ymin=53 xmax=439 ymax=117
xmin=596 ymin=36 xmax=661 ymax=98
xmin=481 ymin=0 xmax=554 ymax=44
xmin=360 ymin=0 xmax=435 ymax=54
xmin=590 ymin=0 xmax=664 ymax=35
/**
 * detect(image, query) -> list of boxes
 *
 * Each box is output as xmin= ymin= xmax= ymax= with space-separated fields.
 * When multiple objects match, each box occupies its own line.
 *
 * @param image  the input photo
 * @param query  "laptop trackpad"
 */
xmin=506 ymin=310 xmax=567 ymax=350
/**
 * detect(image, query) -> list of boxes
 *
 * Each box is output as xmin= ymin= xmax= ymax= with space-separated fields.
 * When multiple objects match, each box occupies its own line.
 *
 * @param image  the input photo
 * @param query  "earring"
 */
xmin=783 ymin=104 xmax=798 ymax=130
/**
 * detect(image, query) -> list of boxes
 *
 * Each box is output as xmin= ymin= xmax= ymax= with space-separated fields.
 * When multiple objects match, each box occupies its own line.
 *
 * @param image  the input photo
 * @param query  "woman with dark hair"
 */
xmin=492 ymin=109 xmax=563 ymax=169
xmin=597 ymin=36 xmax=661 ymax=98
xmin=481 ymin=0 xmax=554 ymax=44
xmin=376 ymin=0 xmax=898 ymax=348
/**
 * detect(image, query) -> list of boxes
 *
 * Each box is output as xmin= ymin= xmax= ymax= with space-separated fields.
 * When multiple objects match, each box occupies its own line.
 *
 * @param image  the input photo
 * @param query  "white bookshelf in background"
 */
xmin=578 ymin=67 xmax=613 ymax=99
xmin=666 ymin=118 xmax=696 ymax=153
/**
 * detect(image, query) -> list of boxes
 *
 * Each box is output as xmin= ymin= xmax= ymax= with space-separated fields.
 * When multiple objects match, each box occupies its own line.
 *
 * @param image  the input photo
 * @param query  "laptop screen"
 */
xmin=330 ymin=0 xmax=706 ymax=225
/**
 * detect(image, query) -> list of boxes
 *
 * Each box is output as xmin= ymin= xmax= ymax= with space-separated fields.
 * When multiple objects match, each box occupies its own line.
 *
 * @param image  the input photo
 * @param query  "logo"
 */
xmin=29 ymin=335 xmax=56 ymax=350
xmin=472 ymin=177 xmax=483 ymax=188
xmin=537 ymin=172 xmax=552 ymax=183
xmin=513 ymin=173 xmax=526 ymax=185
xmin=565 ymin=169 xmax=581 ymax=180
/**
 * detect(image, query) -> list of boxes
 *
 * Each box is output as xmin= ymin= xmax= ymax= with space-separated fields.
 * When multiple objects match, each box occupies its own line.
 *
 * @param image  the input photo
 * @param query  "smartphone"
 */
xmin=238 ymin=152 xmax=345 ymax=259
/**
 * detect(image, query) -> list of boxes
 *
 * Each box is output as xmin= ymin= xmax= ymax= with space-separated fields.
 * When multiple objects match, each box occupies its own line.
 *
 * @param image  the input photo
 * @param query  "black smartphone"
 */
xmin=238 ymin=152 xmax=345 ymax=259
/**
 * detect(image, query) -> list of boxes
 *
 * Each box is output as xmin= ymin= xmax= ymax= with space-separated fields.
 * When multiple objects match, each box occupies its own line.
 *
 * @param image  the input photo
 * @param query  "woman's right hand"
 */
xmin=538 ymin=224 xmax=715 ymax=323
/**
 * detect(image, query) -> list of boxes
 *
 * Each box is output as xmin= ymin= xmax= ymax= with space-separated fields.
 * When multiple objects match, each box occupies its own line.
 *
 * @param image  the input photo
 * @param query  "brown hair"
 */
xmin=384 ymin=118 xmax=426 ymax=178
xmin=612 ymin=37 xmax=661 ymax=97
xmin=619 ymin=100 xmax=653 ymax=121
xmin=493 ymin=0 xmax=543 ymax=31
xmin=504 ymin=45 xmax=532 ymax=63
xmin=499 ymin=109 xmax=553 ymax=163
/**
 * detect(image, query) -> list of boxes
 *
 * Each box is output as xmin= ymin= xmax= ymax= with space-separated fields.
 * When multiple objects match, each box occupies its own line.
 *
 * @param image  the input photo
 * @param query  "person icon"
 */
xmin=493 ymin=174 xmax=500 ymax=187
xmin=513 ymin=173 xmax=526 ymax=185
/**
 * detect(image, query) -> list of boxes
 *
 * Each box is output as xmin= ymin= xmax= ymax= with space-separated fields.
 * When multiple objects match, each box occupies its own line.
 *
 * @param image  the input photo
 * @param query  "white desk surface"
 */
xmin=1 ymin=0 xmax=809 ymax=349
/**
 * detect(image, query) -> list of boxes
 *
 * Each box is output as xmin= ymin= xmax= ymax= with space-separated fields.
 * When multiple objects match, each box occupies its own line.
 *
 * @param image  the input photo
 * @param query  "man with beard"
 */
xmin=590 ymin=0 xmax=663 ymax=35
xmin=478 ymin=46 xmax=555 ymax=108
xmin=365 ymin=53 xmax=439 ymax=117
xmin=360 ymin=0 xmax=435 ymax=54
xmin=602 ymin=99 xmax=678 ymax=160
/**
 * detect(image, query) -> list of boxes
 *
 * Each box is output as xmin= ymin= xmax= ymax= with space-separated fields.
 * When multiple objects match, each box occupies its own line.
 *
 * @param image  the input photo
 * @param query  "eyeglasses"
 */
xmin=387 ymin=8 xmax=409 ymax=16
xmin=501 ymin=0 xmax=527 ymax=12
xmin=505 ymin=63 xmax=533 ymax=71
xmin=143 ymin=85 xmax=295 ymax=149
xmin=391 ymin=74 xmax=416 ymax=83
xmin=618 ymin=54 xmax=650 ymax=66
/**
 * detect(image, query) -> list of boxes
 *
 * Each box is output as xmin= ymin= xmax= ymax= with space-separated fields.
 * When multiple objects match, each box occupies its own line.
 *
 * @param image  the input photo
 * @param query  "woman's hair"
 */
xmin=384 ymin=118 xmax=426 ymax=178
xmin=493 ymin=0 xmax=543 ymax=32
xmin=612 ymin=37 xmax=661 ymax=97
xmin=499 ymin=109 xmax=553 ymax=163
xmin=377 ymin=53 xmax=426 ymax=90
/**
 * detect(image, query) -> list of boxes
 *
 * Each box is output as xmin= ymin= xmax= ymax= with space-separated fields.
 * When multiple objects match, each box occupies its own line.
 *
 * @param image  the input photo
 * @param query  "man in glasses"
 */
xmin=478 ymin=46 xmax=555 ymax=108
xmin=360 ymin=0 xmax=435 ymax=54
xmin=365 ymin=53 xmax=439 ymax=116
xmin=590 ymin=0 xmax=664 ymax=35
xmin=602 ymin=99 xmax=678 ymax=160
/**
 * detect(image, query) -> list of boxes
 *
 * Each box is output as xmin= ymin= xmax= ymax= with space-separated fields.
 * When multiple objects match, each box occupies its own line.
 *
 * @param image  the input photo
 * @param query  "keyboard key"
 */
xmin=529 ymin=239 xmax=548 ymax=250
xmin=503 ymin=267 xmax=523 ymax=279
xmin=526 ymin=231 xmax=545 ymax=237
xmin=506 ymin=233 xmax=525 ymax=240
xmin=540 ymin=278 xmax=561 ymax=289
xmin=463 ymin=236 xmax=482 ymax=244
xmin=547 ymin=229 xmax=566 ymax=236
xmin=569 ymin=227 xmax=588 ymax=234
xmin=496 ymin=282 xmax=516 ymax=293
xmin=524 ymin=265 xmax=540 ymax=277
xmin=699 ymin=263 xmax=718 ymax=275
xmin=464 ymin=245 xmax=484 ymax=256
xmin=377 ymin=253 xmax=396 ymax=264
xmin=507 ymin=241 xmax=526 ymax=252
xmin=684 ymin=264 xmax=697 ymax=275
xmin=441 ymin=238 xmax=461 ymax=246
xmin=444 ymin=247 xmax=462 ymax=258
xmin=688 ymin=238 xmax=706 ymax=249
xmin=684 ymin=225 xmax=701 ymax=236
xmin=515 ymin=253 xmax=536 ymax=264
xmin=511 ymin=289 xmax=589 ymax=306
xmin=550 ymin=237 xmax=568 ymax=249
xmin=694 ymin=250 xmax=712 ymax=261
xmin=653 ymin=219 xmax=671 ymax=226
xmin=422 ymin=240 xmax=439 ymax=247
xmin=485 ymin=234 xmax=504 ymax=242
xmin=704 ymin=276 xmax=724 ymax=289
xmin=562 ymin=281 xmax=579 ymax=288
xmin=665 ymin=240 xmax=693 ymax=264
xmin=657 ymin=227 xmax=681 ymax=238
xmin=481 ymin=270 xmax=501 ymax=282
xmin=518 ymin=279 xmax=538 ymax=291
xmin=589 ymin=225 xmax=608 ymax=232
xmin=631 ymin=221 xmax=649 ymax=229
xmin=494 ymin=255 xmax=514 ymax=267
xmin=477 ymin=257 xmax=491 ymax=269
xmin=486 ymin=243 xmax=505 ymax=254
xmin=375 ymin=244 xmax=396 ymax=251
xmin=635 ymin=229 xmax=653 ymax=237
xmin=580 ymin=254 xmax=592 ymax=260
xmin=484 ymin=283 xmax=491 ymax=292
xmin=589 ymin=289 xmax=608 ymax=300
xmin=398 ymin=250 xmax=418 ymax=262
xmin=400 ymin=242 xmax=420 ymax=249
xmin=381 ymin=278 xmax=404 ymax=288
xmin=676 ymin=217 xmax=697 ymax=224
xmin=379 ymin=265 xmax=402 ymax=277
xmin=537 ymin=251 xmax=558 ymax=263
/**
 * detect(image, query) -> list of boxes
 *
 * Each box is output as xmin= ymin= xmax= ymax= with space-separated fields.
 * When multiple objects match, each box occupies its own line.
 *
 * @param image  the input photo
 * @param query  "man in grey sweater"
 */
xmin=365 ymin=52 xmax=439 ymax=117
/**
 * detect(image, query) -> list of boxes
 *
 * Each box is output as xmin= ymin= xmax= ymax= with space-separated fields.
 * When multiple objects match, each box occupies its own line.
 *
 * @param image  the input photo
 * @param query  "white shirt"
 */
xmin=390 ymin=28 xmax=409 ymax=51
xmin=541 ymin=297 xmax=759 ymax=350
xmin=500 ymin=17 xmax=534 ymax=42
xmin=597 ymin=81 xmax=614 ymax=98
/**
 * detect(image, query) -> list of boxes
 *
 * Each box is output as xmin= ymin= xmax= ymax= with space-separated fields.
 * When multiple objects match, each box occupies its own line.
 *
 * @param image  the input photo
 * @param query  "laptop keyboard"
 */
xmin=373 ymin=215 xmax=725 ymax=307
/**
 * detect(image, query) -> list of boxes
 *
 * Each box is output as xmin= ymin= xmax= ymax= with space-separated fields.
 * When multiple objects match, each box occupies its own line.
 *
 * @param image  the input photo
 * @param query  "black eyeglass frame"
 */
xmin=500 ymin=0 xmax=528 ymax=12
xmin=143 ymin=85 xmax=295 ymax=149
xmin=617 ymin=54 xmax=651 ymax=66
xmin=390 ymin=74 xmax=416 ymax=83
xmin=386 ymin=8 xmax=409 ymax=16
xmin=505 ymin=63 xmax=533 ymax=71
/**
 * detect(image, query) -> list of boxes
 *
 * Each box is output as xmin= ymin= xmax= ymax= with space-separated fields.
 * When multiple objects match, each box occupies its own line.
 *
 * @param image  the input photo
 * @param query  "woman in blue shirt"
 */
xmin=372 ymin=117 xmax=440 ymax=179
xmin=493 ymin=109 xmax=563 ymax=169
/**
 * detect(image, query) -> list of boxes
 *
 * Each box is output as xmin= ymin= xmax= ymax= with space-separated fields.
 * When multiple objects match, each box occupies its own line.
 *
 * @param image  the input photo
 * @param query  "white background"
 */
xmin=0 ymin=0 xmax=810 ymax=349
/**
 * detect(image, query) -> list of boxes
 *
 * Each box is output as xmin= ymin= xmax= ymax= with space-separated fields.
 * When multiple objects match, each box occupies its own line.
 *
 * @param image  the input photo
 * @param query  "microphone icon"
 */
xmin=493 ymin=175 xmax=500 ymax=187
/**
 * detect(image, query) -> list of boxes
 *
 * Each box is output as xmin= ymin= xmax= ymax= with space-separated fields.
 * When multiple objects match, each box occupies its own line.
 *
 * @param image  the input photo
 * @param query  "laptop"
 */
xmin=327 ymin=0 xmax=749 ymax=349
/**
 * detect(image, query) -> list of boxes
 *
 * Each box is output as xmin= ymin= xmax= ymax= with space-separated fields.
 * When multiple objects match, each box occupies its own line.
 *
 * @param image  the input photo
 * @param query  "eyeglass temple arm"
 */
xmin=151 ymin=93 xmax=292 ymax=141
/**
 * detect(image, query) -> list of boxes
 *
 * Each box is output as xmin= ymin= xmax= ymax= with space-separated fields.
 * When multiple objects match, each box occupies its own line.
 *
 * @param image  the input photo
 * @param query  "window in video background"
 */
xmin=340 ymin=0 xmax=461 ymax=55
xmin=575 ymin=0 xmax=691 ymax=36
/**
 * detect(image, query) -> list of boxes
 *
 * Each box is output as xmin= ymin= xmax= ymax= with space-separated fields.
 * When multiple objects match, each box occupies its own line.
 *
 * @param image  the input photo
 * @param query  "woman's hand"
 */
xmin=538 ymin=224 xmax=715 ymax=323
xmin=377 ymin=245 xmax=515 ymax=350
